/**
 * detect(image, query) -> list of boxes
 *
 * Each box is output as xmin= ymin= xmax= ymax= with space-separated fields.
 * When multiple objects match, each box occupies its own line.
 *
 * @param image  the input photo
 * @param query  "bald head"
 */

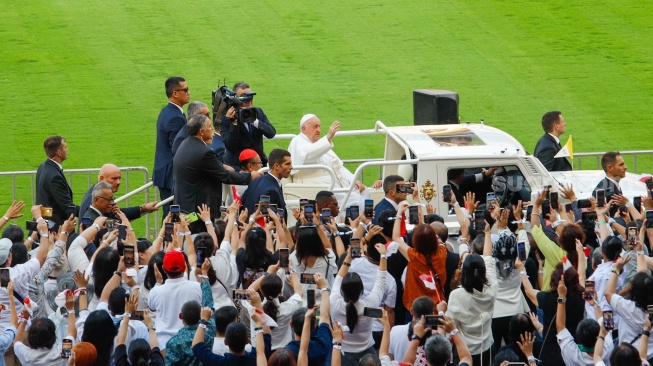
xmin=430 ymin=221 xmax=449 ymax=244
xmin=98 ymin=164 xmax=121 ymax=193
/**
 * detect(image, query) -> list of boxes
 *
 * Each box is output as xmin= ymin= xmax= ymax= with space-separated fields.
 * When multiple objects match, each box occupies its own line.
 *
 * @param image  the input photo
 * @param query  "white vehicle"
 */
xmin=276 ymin=122 xmax=648 ymax=234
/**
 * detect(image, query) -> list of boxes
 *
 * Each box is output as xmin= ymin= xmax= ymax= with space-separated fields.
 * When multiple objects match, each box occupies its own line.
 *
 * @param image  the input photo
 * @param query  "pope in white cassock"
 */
xmin=288 ymin=114 xmax=372 ymax=212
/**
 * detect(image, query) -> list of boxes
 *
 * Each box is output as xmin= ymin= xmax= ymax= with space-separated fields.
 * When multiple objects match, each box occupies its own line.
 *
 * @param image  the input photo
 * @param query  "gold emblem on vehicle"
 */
xmin=420 ymin=180 xmax=436 ymax=203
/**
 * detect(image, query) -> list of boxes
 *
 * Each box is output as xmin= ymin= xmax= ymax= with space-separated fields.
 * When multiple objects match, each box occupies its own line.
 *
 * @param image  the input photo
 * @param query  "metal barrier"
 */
xmin=575 ymin=150 xmax=653 ymax=174
xmin=0 ymin=166 xmax=153 ymax=237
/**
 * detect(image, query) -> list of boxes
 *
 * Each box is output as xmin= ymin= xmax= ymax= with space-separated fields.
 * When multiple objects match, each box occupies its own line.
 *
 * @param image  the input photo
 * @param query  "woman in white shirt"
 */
xmin=289 ymin=224 xmax=338 ymax=304
xmin=446 ymin=221 xmax=497 ymax=366
xmin=14 ymin=315 xmax=67 ymax=366
xmin=330 ymin=244 xmax=387 ymax=366
xmin=247 ymin=270 xmax=304 ymax=350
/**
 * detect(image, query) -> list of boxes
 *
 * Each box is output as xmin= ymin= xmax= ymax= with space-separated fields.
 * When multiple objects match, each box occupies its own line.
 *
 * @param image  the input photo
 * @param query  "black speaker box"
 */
xmin=413 ymin=89 xmax=459 ymax=125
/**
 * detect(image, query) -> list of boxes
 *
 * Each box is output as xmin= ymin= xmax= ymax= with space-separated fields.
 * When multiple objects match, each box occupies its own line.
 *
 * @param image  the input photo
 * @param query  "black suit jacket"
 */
xmin=35 ymin=159 xmax=78 ymax=226
xmin=173 ymin=136 xmax=251 ymax=218
xmin=242 ymin=173 xmax=286 ymax=218
xmin=444 ymin=250 xmax=460 ymax=300
xmin=79 ymin=184 xmax=141 ymax=227
xmin=593 ymin=177 xmax=622 ymax=216
xmin=534 ymin=134 xmax=572 ymax=171
xmin=373 ymin=198 xmax=396 ymax=224
xmin=221 ymin=108 xmax=276 ymax=168
xmin=154 ymin=103 xmax=187 ymax=189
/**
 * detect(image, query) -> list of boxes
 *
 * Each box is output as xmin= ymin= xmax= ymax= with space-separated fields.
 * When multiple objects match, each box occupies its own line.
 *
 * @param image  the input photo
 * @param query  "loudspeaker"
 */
xmin=413 ymin=89 xmax=459 ymax=125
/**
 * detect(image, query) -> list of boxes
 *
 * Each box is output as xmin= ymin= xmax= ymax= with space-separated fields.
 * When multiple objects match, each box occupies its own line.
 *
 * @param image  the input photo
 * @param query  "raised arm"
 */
xmin=198 ymin=204 xmax=218 ymax=247
xmin=605 ymin=255 xmax=628 ymax=304
xmin=556 ymin=274 xmax=567 ymax=333
xmin=516 ymin=258 xmax=539 ymax=306
xmin=575 ymin=239 xmax=586 ymax=285
xmin=297 ymin=306 xmax=317 ymax=366
xmin=530 ymin=190 xmax=546 ymax=228
xmin=315 ymin=273 xmax=330 ymax=324
xmin=594 ymin=322 xmax=609 ymax=365
xmin=394 ymin=202 xmax=411 ymax=260
xmin=0 ymin=201 xmax=25 ymax=231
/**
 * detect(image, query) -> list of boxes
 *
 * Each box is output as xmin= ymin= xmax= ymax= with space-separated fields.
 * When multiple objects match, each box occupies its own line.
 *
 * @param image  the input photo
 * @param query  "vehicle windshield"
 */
xmin=423 ymin=126 xmax=485 ymax=147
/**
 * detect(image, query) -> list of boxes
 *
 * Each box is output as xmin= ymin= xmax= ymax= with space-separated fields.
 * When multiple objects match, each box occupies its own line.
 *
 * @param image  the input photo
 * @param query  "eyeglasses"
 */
xmin=251 ymin=161 xmax=263 ymax=165
xmin=174 ymin=87 xmax=189 ymax=93
xmin=97 ymin=196 xmax=115 ymax=203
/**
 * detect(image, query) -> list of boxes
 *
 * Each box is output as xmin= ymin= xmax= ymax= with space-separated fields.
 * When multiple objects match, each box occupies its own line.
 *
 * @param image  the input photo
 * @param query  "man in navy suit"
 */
xmin=35 ymin=136 xmax=79 ymax=228
xmin=154 ymin=77 xmax=190 ymax=216
xmin=533 ymin=111 xmax=572 ymax=171
xmin=221 ymin=82 xmax=276 ymax=170
xmin=172 ymin=101 xmax=228 ymax=164
xmin=593 ymin=151 xmax=630 ymax=217
xmin=241 ymin=149 xmax=292 ymax=219
xmin=373 ymin=175 xmax=418 ymax=224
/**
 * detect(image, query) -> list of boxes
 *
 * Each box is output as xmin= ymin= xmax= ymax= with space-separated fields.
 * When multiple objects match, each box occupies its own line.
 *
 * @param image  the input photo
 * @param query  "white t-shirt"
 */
xmin=556 ymin=328 xmax=613 ymax=366
xmin=243 ymin=293 xmax=303 ymax=350
xmin=14 ymin=342 xmax=65 ymax=366
xmin=0 ymin=259 xmax=40 ymax=329
xmin=148 ymin=277 xmax=202 ymax=350
xmin=189 ymin=241 xmax=239 ymax=310
xmin=388 ymin=323 xmax=410 ymax=361
xmin=290 ymin=249 xmax=337 ymax=306
xmin=212 ymin=337 xmax=252 ymax=355
xmin=610 ymin=294 xmax=653 ymax=358
xmin=349 ymin=258 xmax=397 ymax=332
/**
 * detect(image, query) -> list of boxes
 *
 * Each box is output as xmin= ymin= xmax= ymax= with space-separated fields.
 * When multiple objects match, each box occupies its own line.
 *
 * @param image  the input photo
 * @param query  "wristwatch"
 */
xmin=557 ymin=297 xmax=567 ymax=303
xmin=411 ymin=333 xmax=421 ymax=341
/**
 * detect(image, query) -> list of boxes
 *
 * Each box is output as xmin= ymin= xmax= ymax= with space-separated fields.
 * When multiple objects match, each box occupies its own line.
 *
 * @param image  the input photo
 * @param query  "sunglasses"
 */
xmin=175 ymin=87 xmax=189 ymax=93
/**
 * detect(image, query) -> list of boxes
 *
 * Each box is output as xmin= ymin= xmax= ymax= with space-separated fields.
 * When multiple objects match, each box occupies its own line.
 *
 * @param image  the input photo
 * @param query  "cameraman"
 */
xmin=221 ymin=82 xmax=276 ymax=171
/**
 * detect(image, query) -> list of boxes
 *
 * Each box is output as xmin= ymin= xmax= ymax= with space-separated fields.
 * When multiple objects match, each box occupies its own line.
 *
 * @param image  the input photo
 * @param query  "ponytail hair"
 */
xmin=261 ymin=274 xmax=283 ymax=322
xmin=460 ymin=254 xmax=488 ymax=293
xmin=128 ymin=339 xmax=151 ymax=366
xmin=341 ymin=272 xmax=364 ymax=333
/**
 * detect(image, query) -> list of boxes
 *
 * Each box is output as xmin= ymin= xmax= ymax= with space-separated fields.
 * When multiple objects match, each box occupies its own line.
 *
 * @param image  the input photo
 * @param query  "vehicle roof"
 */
xmin=387 ymin=123 xmax=528 ymax=159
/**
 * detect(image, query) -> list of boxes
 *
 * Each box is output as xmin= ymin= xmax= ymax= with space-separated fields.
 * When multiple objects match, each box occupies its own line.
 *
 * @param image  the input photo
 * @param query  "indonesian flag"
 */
xmin=254 ymin=308 xmax=279 ymax=328
xmin=385 ymin=240 xmax=399 ymax=256
xmin=400 ymin=213 xmax=407 ymax=237
xmin=554 ymin=135 xmax=573 ymax=159
xmin=420 ymin=273 xmax=437 ymax=290
xmin=231 ymin=186 xmax=241 ymax=202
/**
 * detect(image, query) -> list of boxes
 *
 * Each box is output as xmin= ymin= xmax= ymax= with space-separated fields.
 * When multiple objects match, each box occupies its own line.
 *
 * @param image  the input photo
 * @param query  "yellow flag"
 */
xmin=554 ymin=135 xmax=573 ymax=159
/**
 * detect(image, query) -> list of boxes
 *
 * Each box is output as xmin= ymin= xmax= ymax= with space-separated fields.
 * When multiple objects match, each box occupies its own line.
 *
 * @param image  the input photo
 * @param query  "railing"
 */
xmin=0 ymin=166 xmax=153 ymax=237
xmin=574 ymin=150 xmax=653 ymax=174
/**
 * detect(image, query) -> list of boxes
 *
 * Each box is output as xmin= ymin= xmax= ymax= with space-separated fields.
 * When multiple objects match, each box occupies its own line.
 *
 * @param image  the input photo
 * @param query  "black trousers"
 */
xmin=491 ymin=315 xmax=512 ymax=355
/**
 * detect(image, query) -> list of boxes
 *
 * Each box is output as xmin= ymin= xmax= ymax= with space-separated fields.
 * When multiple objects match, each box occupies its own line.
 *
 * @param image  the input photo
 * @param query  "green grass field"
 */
xmin=1 ymin=1 xmax=652 ymax=233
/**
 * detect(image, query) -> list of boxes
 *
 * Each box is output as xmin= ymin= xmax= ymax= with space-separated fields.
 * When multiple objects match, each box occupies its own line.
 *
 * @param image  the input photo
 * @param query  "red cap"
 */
xmin=163 ymin=249 xmax=186 ymax=273
xmin=239 ymin=149 xmax=258 ymax=162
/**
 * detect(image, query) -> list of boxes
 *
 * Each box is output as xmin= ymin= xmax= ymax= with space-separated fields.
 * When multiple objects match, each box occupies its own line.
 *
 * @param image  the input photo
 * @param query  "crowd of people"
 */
xmin=1 ymin=78 xmax=653 ymax=366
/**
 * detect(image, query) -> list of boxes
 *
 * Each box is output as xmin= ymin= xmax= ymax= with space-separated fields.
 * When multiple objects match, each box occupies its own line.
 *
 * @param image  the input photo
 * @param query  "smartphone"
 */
xmin=308 ymin=200 xmax=317 ymax=212
xmin=584 ymin=280 xmax=595 ymax=300
xmin=40 ymin=207 xmax=53 ymax=217
xmin=350 ymin=206 xmax=360 ymax=220
xmin=544 ymin=185 xmax=552 ymax=200
xmin=259 ymin=195 xmax=271 ymax=215
xmin=304 ymin=205 xmax=315 ymax=222
xmin=564 ymin=203 xmax=572 ymax=212
xmin=105 ymin=219 xmax=116 ymax=231
xmin=232 ymin=289 xmax=250 ymax=301
xmin=486 ymin=192 xmax=496 ymax=210
xmin=474 ymin=210 xmax=485 ymax=232
xmin=61 ymin=338 xmax=73 ymax=359
xmin=442 ymin=185 xmax=452 ymax=203
xmin=66 ymin=205 xmax=77 ymax=218
xmin=408 ymin=205 xmax=419 ymax=225
xmin=577 ymin=199 xmax=592 ymax=209
xmin=197 ymin=246 xmax=207 ymax=267
xmin=268 ymin=204 xmax=278 ymax=215
xmin=25 ymin=221 xmax=38 ymax=232
xmin=299 ymin=198 xmax=309 ymax=209
xmin=595 ymin=189 xmax=606 ymax=208
xmin=363 ymin=307 xmax=383 ymax=318
xmin=320 ymin=208 xmax=330 ymax=224
xmin=220 ymin=206 xmax=228 ymax=213
xmin=133 ymin=311 xmax=144 ymax=321
xmin=424 ymin=315 xmax=444 ymax=327
xmin=526 ymin=205 xmax=533 ymax=222
xmin=634 ymin=197 xmax=642 ymax=211
xmin=365 ymin=199 xmax=374 ymax=218
xmin=582 ymin=211 xmax=598 ymax=222
xmin=124 ymin=245 xmax=135 ymax=268
xmin=279 ymin=248 xmax=289 ymax=268
xmin=184 ymin=212 xmax=199 ymax=223
xmin=396 ymin=183 xmax=413 ymax=194
xmin=345 ymin=207 xmax=351 ymax=223
xmin=646 ymin=178 xmax=653 ymax=190
xmin=277 ymin=208 xmax=285 ymax=218
xmin=542 ymin=200 xmax=551 ymax=217
xmin=300 ymin=273 xmax=316 ymax=284
xmin=647 ymin=211 xmax=653 ymax=228
xmin=517 ymin=242 xmax=526 ymax=261
xmin=118 ymin=224 xmax=127 ymax=241
xmin=81 ymin=216 xmax=93 ymax=227
xmin=170 ymin=204 xmax=181 ymax=222
xmin=603 ymin=311 xmax=614 ymax=330
xmin=550 ymin=192 xmax=559 ymax=210
xmin=628 ymin=227 xmax=638 ymax=246
xmin=647 ymin=305 xmax=653 ymax=322
xmin=307 ymin=289 xmax=316 ymax=308
xmin=351 ymin=238 xmax=361 ymax=258
xmin=0 ymin=268 xmax=9 ymax=288
xmin=164 ymin=222 xmax=174 ymax=241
